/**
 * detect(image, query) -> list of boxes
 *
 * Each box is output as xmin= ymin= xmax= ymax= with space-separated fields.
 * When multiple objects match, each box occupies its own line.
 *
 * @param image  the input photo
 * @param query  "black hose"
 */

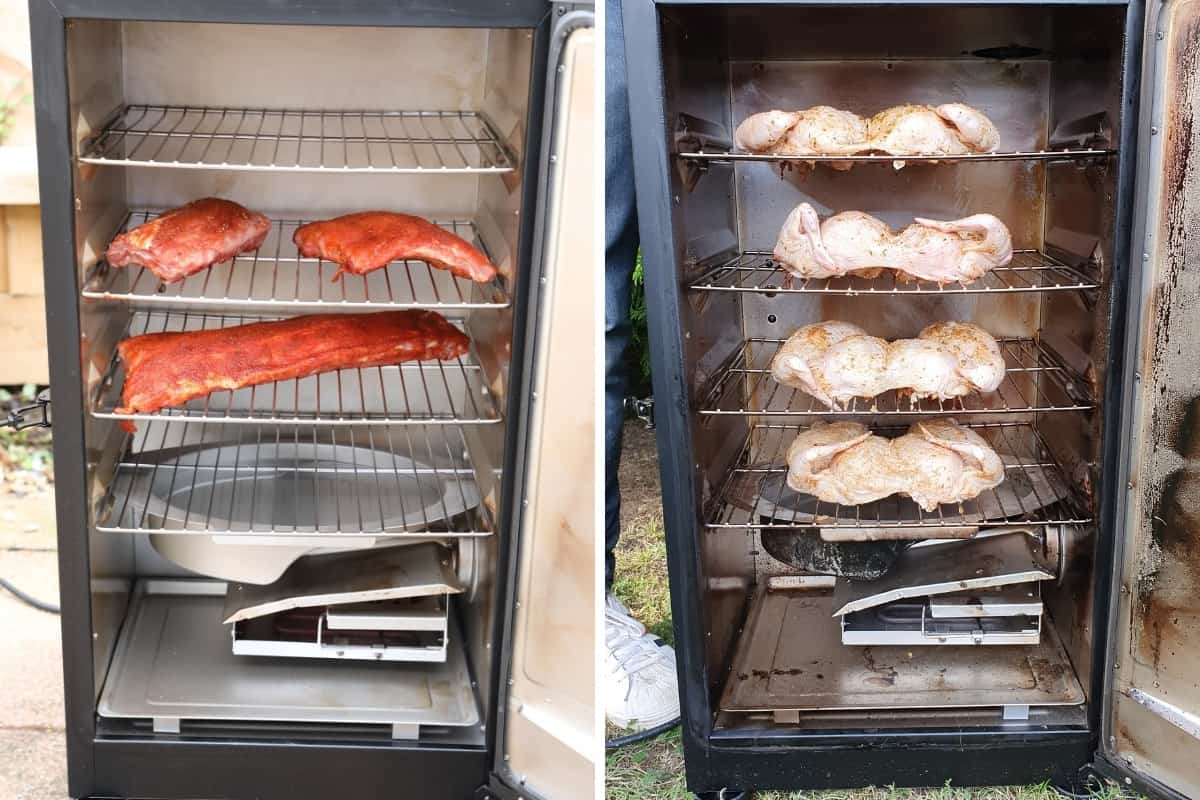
xmin=0 ymin=573 xmax=60 ymax=614
xmin=605 ymin=717 xmax=680 ymax=750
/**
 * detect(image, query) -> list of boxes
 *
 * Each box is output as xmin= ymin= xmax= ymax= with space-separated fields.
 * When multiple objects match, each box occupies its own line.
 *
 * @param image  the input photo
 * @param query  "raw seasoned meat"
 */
xmin=292 ymin=211 xmax=497 ymax=283
xmin=773 ymin=203 xmax=1013 ymax=284
xmin=115 ymin=310 xmax=470 ymax=421
xmin=735 ymin=103 xmax=999 ymax=166
xmin=106 ymin=198 xmax=271 ymax=283
xmin=770 ymin=320 xmax=1006 ymax=407
xmin=785 ymin=418 xmax=1005 ymax=511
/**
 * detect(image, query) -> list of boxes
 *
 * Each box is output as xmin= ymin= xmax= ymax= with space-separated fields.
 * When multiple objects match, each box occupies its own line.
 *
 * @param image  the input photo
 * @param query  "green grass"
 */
xmin=605 ymin=427 xmax=1139 ymax=800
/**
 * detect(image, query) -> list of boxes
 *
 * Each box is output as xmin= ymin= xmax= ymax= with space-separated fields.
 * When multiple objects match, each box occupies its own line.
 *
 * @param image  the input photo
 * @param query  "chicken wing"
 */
xmin=770 ymin=320 xmax=1006 ymax=407
xmin=784 ymin=418 xmax=1005 ymax=511
xmin=772 ymin=203 xmax=1013 ymax=284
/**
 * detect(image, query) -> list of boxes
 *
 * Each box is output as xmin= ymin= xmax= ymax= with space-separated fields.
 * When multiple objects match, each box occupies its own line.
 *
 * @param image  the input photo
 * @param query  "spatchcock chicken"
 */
xmin=770 ymin=320 xmax=1006 ymax=408
xmin=785 ymin=418 xmax=1005 ymax=511
xmin=772 ymin=202 xmax=1013 ymax=284
xmin=734 ymin=103 xmax=1000 ymax=168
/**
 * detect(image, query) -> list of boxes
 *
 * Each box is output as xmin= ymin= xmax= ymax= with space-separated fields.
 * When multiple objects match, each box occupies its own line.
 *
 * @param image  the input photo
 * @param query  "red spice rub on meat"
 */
xmin=106 ymin=198 xmax=271 ymax=283
xmin=292 ymin=211 xmax=497 ymax=283
xmin=115 ymin=310 xmax=470 ymax=420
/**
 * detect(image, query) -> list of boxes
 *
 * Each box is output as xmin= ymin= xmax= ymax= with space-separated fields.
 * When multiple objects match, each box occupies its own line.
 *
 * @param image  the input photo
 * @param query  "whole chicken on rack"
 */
xmin=769 ymin=320 xmax=1006 ymax=408
xmin=772 ymin=202 xmax=1013 ymax=284
xmin=784 ymin=418 xmax=1005 ymax=511
xmin=734 ymin=103 xmax=999 ymax=168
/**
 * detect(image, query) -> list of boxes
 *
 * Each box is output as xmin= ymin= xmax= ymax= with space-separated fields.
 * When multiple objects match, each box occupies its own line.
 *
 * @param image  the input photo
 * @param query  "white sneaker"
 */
xmin=605 ymin=593 xmax=680 ymax=732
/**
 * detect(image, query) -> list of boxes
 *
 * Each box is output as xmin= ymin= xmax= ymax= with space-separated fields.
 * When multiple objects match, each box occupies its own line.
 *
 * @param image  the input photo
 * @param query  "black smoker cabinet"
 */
xmin=625 ymin=0 xmax=1200 ymax=797
xmin=30 ymin=2 xmax=595 ymax=799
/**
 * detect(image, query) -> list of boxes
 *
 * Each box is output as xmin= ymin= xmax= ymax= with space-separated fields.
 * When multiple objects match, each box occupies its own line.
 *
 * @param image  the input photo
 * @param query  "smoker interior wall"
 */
xmin=657 ymin=3 xmax=1126 ymax=713
xmin=63 ymin=19 xmax=535 ymax=730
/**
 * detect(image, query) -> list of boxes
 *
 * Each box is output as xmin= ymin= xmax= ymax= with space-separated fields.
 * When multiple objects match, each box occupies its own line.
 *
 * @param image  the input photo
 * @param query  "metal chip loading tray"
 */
xmin=98 ymin=580 xmax=479 ymax=738
xmin=720 ymin=588 xmax=1084 ymax=716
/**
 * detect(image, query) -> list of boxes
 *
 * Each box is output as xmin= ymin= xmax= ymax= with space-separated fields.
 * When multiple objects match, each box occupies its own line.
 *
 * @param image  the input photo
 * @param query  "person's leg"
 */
xmin=605 ymin=0 xmax=638 ymax=591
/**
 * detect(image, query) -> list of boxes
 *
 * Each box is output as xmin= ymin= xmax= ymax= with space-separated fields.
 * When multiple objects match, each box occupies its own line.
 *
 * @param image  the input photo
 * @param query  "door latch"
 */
xmin=2 ymin=390 xmax=51 ymax=431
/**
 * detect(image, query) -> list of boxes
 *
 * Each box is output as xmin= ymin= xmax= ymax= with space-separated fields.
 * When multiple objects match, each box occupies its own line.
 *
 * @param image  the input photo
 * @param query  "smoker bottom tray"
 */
xmin=720 ymin=588 xmax=1084 ymax=714
xmin=98 ymin=580 xmax=479 ymax=733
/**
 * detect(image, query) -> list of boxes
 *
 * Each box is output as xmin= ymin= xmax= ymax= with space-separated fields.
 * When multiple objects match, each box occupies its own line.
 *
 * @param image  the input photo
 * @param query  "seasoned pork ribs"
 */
xmin=115 ymin=310 xmax=469 ymax=419
xmin=293 ymin=211 xmax=497 ymax=283
xmin=105 ymin=198 xmax=271 ymax=283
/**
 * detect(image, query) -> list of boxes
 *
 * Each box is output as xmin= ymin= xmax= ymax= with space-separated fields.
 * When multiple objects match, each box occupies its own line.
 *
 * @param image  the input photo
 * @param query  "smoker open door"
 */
xmin=487 ymin=7 xmax=597 ymax=800
xmin=1101 ymin=1 xmax=1200 ymax=797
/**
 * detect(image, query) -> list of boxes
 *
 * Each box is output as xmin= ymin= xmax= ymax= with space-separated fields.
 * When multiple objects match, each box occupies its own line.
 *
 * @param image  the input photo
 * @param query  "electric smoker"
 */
xmin=624 ymin=0 xmax=1200 ymax=797
xmin=29 ymin=2 xmax=595 ymax=799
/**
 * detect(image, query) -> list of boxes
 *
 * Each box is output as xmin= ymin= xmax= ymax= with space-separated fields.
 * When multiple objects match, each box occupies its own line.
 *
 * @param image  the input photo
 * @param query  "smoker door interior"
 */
xmin=491 ymin=12 xmax=597 ymax=799
xmin=39 ymin=12 xmax=544 ymax=792
xmin=650 ymin=0 xmax=1128 ymax=716
xmin=1103 ymin=0 xmax=1200 ymax=796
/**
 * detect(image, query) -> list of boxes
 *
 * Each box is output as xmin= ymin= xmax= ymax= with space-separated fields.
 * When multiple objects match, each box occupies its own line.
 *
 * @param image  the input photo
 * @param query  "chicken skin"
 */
xmin=734 ymin=103 xmax=999 ymax=168
xmin=770 ymin=320 xmax=1006 ymax=408
xmin=772 ymin=203 xmax=1013 ymax=284
xmin=785 ymin=418 xmax=1005 ymax=511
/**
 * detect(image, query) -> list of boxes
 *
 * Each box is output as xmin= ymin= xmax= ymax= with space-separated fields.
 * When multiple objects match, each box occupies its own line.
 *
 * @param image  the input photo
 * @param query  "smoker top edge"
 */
xmin=43 ymin=0 xmax=550 ymax=28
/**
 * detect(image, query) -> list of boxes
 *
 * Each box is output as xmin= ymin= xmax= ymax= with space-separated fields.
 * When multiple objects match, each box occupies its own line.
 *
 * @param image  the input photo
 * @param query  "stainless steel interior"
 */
xmin=658 ymin=4 xmax=1127 ymax=727
xmin=64 ymin=20 xmax=535 ymax=742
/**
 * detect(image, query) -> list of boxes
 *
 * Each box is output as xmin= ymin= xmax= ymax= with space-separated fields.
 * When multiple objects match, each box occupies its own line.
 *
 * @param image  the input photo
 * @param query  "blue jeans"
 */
xmin=605 ymin=0 xmax=639 ymax=590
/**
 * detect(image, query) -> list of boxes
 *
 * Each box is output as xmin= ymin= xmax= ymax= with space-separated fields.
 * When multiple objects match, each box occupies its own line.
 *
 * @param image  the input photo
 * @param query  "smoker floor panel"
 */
xmin=720 ymin=588 xmax=1084 ymax=714
xmin=98 ymin=580 xmax=480 ymax=730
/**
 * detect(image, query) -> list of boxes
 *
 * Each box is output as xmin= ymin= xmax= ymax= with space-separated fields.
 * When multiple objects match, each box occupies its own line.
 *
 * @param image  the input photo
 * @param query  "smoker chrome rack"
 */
xmin=689 ymin=249 xmax=1098 ymax=295
xmin=708 ymin=421 xmax=1091 ymax=531
xmin=96 ymin=422 xmax=491 ymax=537
xmin=83 ymin=211 xmax=510 ymax=312
xmin=79 ymin=105 xmax=516 ymax=173
xmin=92 ymin=311 xmax=501 ymax=427
xmin=676 ymin=147 xmax=1117 ymax=166
xmin=699 ymin=337 xmax=1093 ymax=417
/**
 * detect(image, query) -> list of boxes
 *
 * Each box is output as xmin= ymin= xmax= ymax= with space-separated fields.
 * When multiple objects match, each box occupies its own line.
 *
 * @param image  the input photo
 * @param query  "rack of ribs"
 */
xmin=292 ymin=211 xmax=497 ymax=283
xmin=114 ymin=310 xmax=470 ymax=422
xmin=105 ymin=198 xmax=272 ymax=283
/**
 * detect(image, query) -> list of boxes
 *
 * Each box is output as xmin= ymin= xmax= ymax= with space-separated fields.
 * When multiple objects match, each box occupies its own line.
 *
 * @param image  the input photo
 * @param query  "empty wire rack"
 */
xmin=92 ymin=311 xmax=501 ymax=427
xmin=79 ymin=105 xmax=516 ymax=173
xmin=95 ymin=422 xmax=491 ymax=537
xmin=689 ymin=249 xmax=1098 ymax=295
xmin=708 ymin=421 xmax=1091 ymax=531
xmin=82 ymin=211 xmax=510 ymax=312
xmin=676 ymin=147 xmax=1116 ymax=165
xmin=699 ymin=337 xmax=1094 ymax=417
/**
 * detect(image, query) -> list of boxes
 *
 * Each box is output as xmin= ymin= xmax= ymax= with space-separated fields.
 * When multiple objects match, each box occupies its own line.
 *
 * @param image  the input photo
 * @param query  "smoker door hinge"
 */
xmin=2 ymin=390 xmax=50 ymax=431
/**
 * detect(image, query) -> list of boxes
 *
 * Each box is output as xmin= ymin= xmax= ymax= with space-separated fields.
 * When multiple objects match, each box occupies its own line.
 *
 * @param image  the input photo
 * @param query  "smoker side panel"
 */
xmin=490 ymin=13 xmax=597 ymax=799
xmin=624 ymin=0 xmax=717 ymax=788
xmin=29 ymin=1 xmax=102 ymax=795
xmin=1102 ymin=0 xmax=1200 ymax=797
